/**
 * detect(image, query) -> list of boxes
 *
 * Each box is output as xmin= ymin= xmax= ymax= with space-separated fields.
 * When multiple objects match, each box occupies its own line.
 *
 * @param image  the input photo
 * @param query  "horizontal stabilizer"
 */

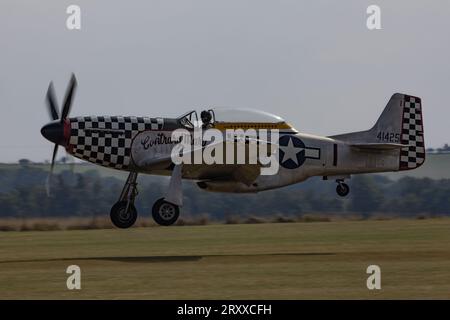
xmin=350 ymin=143 xmax=411 ymax=150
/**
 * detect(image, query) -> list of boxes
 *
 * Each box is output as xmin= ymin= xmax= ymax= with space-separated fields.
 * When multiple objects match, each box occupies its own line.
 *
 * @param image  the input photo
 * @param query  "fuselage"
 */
xmin=61 ymin=114 xmax=402 ymax=193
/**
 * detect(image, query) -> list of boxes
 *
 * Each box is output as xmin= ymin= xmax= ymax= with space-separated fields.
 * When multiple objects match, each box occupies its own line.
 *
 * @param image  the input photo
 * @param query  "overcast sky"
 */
xmin=0 ymin=0 xmax=449 ymax=162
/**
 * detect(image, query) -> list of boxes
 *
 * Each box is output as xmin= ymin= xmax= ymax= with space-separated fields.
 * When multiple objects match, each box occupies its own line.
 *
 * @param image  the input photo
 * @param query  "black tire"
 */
xmin=336 ymin=183 xmax=350 ymax=197
xmin=152 ymin=198 xmax=180 ymax=226
xmin=110 ymin=201 xmax=138 ymax=229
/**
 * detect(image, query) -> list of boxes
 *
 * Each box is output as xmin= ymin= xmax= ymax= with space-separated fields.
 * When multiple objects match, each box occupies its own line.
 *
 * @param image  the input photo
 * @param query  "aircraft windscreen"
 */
xmin=178 ymin=110 xmax=198 ymax=128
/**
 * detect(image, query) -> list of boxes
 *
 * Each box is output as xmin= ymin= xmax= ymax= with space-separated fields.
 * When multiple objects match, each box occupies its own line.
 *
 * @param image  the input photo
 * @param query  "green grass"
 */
xmin=1 ymin=219 xmax=450 ymax=299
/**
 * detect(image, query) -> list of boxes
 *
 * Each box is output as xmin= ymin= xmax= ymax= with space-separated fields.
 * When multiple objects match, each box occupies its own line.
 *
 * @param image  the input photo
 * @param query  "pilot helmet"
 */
xmin=201 ymin=110 xmax=212 ymax=123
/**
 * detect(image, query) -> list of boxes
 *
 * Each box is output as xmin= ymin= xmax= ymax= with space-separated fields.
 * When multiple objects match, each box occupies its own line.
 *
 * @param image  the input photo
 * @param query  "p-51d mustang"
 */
xmin=41 ymin=74 xmax=425 ymax=228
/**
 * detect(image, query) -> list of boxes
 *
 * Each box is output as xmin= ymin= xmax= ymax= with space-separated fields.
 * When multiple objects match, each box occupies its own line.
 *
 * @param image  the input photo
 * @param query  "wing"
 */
xmin=136 ymin=136 xmax=277 ymax=185
xmin=184 ymin=137 xmax=277 ymax=185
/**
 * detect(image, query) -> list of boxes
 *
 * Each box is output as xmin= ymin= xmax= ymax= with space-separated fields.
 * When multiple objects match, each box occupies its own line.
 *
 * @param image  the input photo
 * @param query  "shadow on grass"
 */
xmin=0 ymin=252 xmax=335 ymax=264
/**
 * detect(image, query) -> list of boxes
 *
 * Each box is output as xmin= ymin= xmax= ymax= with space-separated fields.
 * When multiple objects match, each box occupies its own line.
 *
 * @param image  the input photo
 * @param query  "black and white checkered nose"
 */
xmin=41 ymin=121 xmax=65 ymax=146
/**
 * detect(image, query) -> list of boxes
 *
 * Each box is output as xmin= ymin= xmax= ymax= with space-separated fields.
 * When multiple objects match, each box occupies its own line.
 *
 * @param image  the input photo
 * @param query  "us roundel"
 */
xmin=278 ymin=135 xmax=306 ymax=169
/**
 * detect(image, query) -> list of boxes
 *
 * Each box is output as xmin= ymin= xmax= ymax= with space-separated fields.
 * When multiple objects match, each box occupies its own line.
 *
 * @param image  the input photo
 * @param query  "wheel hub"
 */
xmin=118 ymin=207 xmax=131 ymax=222
xmin=159 ymin=203 xmax=175 ymax=220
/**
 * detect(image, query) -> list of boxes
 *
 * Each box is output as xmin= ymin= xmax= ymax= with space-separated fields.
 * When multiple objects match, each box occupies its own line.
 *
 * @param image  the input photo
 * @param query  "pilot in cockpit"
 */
xmin=200 ymin=110 xmax=212 ymax=129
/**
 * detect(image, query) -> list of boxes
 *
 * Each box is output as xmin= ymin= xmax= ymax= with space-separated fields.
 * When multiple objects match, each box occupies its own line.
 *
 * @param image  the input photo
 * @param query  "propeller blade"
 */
xmin=66 ymin=151 xmax=75 ymax=175
xmin=46 ymin=82 xmax=60 ymax=120
xmin=50 ymin=143 xmax=58 ymax=171
xmin=46 ymin=144 xmax=59 ymax=196
xmin=60 ymin=73 xmax=77 ymax=122
xmin=45 ymin=174 xmax=52 ymax=197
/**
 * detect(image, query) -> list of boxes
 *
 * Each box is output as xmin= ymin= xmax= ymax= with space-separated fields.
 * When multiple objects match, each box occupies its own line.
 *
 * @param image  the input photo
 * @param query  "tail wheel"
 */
xmin=152 ymin=198 xmax=180 ymax=226
xmin=336 ymin=183 xmax=350 ymax=197
xmin=110 ymin=201 xmax=138 ymax=229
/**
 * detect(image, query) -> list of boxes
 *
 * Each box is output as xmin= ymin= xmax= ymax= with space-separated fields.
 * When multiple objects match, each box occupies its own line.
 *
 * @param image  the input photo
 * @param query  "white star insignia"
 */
xmin=279 ymin=138 xmax=304 ymax=165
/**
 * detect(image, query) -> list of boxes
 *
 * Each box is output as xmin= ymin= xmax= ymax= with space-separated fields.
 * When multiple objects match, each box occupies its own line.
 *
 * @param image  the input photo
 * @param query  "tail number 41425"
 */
xmin=377 ymin=131 xmax=400 ymax=143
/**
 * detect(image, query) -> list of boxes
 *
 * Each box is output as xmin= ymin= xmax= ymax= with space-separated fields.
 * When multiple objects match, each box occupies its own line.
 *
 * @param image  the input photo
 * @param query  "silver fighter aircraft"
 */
xmin=41 ymin=74 xmax=425 ymax=228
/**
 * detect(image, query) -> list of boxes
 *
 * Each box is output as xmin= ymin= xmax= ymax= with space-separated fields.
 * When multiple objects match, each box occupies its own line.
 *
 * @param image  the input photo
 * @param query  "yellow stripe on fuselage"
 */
xmin=213 ymin=122 xmax=293 ymax=131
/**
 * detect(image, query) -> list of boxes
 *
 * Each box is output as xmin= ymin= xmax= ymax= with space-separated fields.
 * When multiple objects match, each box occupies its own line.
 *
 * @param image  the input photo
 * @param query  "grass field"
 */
xmin=1 ymin=219 xmax=450 ymax=299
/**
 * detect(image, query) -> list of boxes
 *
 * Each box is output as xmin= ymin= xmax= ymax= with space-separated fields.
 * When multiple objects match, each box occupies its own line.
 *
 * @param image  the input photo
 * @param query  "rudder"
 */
xmin=398 ymin=94 xmax=425 ymax=170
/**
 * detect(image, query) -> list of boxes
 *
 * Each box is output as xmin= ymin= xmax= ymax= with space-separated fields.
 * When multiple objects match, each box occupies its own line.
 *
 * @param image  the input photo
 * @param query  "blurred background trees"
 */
xmin=0 ymin=164 xmax=449 ymax=219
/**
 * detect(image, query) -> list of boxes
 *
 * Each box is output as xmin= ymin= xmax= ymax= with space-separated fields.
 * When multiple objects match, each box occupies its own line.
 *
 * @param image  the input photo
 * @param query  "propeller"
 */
xmin=41 ymin=73 xmax=77 ymax=196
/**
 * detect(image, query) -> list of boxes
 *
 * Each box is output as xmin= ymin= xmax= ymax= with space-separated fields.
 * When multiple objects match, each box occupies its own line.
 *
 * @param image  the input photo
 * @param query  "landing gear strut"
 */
xmin=110 ymin=172 xmax=138 ymax=228
xmin=336 ymin=179 xmax=350 ymax=197
xmin=110 ymin=165 xmax=183 ymax=228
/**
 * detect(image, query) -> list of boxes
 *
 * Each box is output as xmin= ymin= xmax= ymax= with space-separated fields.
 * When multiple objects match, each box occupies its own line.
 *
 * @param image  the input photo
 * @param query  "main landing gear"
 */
xmin=336 ymin=179 xmax=350 ymax=197
xmin=152 ymin=164 xmax=183 ymax=226
xmin=110 ymin=172 xmax=139 ymax=228
xmin=152 ymin=198 xmax=180 ymax=226
xmin=110 ymin=166 xmax=183 ymax=228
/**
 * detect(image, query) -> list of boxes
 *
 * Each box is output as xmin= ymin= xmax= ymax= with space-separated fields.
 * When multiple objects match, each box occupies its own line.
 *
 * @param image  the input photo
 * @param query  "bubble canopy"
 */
xmin=209 ymin=108 xmax=285 ymax=123
xmin=177 ymin=108 xmax=289 ymax=129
